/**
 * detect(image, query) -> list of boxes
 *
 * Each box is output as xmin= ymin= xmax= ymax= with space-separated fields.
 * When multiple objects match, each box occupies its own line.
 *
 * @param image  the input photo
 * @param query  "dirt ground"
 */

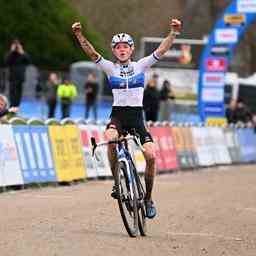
xmin=0 ymin=165 xmax=256 ymax=256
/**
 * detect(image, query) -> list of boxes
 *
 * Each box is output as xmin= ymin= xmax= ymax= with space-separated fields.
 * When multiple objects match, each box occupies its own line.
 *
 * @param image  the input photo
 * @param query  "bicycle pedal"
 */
xmin=111 ymin=185 xmax=119 ymax=199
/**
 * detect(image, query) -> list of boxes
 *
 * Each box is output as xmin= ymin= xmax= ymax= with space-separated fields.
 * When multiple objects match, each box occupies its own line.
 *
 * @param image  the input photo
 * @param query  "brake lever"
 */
xmin=90 ymin=137 xmax=97 ymax=157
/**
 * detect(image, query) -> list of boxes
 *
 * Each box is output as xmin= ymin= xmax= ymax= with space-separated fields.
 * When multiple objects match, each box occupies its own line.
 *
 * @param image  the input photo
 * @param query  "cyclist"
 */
xmin=72 ymin=18 xmax=182 ymax=219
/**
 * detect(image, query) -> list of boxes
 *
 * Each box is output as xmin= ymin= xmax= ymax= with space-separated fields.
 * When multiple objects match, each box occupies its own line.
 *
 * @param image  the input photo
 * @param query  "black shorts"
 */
xmin=106 ymin=106 xmax=153 ymax=145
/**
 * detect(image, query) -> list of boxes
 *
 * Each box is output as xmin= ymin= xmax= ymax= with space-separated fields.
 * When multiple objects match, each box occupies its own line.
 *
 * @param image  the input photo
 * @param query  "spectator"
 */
xmin=225 ymin=99 xmax=237 ymax=124
xmin=235 ymin=98 xmax=252 ymax=124
xmin=143 ymin=77 xmax=160 ymax=122
xmin=45 ymin=72 xmax=60 ymax=118
xmin=35 ymin=76 xmax=44 ymax=100
xmin=252 ymin=114 xmax=256 ymax=132
xmin=151 ymin=73 xmax=159 ymax=85
xmin=84 ymin=73 xmax=99 ymax=120
xmin=159 ymin=80 xmax=175 ymax=121
xmin=5 ymin=39 xmax=31 ymax=107
xmin=0 ymin=94 xmax=18 ymax=118
xmin=57 ymin=79 xmax=77 ymax=119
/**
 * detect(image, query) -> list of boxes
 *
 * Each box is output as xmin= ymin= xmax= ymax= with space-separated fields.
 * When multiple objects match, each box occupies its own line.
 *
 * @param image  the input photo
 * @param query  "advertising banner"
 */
xmin=49 ymin=125 xmax=86 ymax=182
xmin=79 ymin=125 xmax=98 ymax=178
xmin=60 ymin=125 xmax=86 ymax=180
xmin=215 ymin=28 xmax=238 ymax=44
xmin=210 ymin=45 xmax=230 ymax=56
xmin=181 ymin=127 xmax=199 ymax=168
xmin=237 ymin=0 xmax=256 ymax=13
xmin=171 ymin=127 xmax=189 ymax=169
xmin=202 ymin=88 xmax=224 ymax=102
xmin=236 ymin=128 xmax=256 ymax=162
xmin=13 ymin=125 xmax=38 ymax=184
xmin=191 ymin=127 xmax=215 ymax=166
xmin=208 ymin=127 xmax=231 ymax=164
xmin=87 ymin=125 xmax=112 ymax=177
xmin=149 ymin=126 xmax=179 ymax=172
xmin=0 ymin=125 xmax=23 ymax=187
xmin=160 ymin=127 xmax=179 ymax=171
xmin=203 ymin=72 xmax=225 ymax=87
xmin=13 ymin=125 xmax=57 ymax=184
xmin=198 ymin=1 xmax=256 ymax=121
xmin=224 ymin=14 xmax=246 ymax=26
xmin=224 ymin=127 xmax=241 ymax=163
xmin=148 ymin=127 xmax=166 ymax=171
xmin=205 ymin=57 xmax=228 ymax=72
xmin=29 ymin=126 xmax=57 ymax=182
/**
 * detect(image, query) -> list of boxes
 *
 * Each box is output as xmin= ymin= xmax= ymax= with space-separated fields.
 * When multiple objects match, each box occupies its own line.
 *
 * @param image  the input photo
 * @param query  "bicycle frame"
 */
xmin=91 ymin=133 xmax=147 ymax=237
xmin=116 ymin=141 xmax=136 ymax=199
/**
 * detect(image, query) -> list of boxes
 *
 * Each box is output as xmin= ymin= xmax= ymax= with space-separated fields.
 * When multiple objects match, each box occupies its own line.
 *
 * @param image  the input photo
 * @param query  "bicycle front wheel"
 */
xmin=115 ymin=161 xmax=139 ymax=237
xmin=136 ymin=175 xmax=147 ymax=236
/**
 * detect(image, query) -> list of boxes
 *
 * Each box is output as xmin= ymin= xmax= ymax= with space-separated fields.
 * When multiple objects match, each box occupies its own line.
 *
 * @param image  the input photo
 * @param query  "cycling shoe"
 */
xmin=145 ymin=199 xmax=157 ymax=219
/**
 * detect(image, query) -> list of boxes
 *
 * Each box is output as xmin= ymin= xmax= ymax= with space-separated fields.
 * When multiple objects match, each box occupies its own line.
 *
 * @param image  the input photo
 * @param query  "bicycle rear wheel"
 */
xmin=115 ymin=161 xmax=139 ymax=237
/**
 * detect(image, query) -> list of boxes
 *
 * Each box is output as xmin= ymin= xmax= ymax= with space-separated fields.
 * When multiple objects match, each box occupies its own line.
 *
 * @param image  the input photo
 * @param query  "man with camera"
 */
xmin=5 ymin=39 xmax=31 ymax=107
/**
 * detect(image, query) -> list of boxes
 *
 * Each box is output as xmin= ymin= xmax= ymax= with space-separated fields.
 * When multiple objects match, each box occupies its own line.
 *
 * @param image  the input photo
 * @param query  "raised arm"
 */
xmin=155 ymin=18 xmax=182 ymax=58
xmin=72 ymin=22 xmax=100 ymax=62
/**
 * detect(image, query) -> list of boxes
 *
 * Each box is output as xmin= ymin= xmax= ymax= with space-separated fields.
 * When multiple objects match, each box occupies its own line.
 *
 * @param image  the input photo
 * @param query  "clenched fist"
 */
xmin=72 ymin=22 xmax=82 ymax=34
xmin=170 ymin=18 xmax=182 ymax=35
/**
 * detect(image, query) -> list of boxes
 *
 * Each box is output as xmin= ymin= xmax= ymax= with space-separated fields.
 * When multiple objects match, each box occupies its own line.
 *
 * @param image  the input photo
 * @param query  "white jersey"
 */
xmin=95 ymin=52 xmax=160 ymax=107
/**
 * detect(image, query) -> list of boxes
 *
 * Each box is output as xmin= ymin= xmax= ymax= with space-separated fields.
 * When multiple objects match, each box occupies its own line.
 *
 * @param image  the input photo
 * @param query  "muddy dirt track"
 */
xmin=1 ymin=165 xmax=256 ymax=256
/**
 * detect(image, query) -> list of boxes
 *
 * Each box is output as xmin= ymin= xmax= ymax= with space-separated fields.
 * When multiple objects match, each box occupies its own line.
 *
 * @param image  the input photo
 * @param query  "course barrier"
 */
xmin=172 ymin=126 xmax=188 ymax=169
xmin=180 ymin=127 xmax=198 ymax=169
xmin=191 ymin=126 xmax=215 ymax=167
xmin=13 ymin=125 xmax=57 ymax=184
xmin=0 ymin=125 xmax=23 ymax=187
xmin=85 ymin=124 xmax=112 ymax=177
xmin=149 ymin=126 xmax=179 ymax=172
xmin=79 ymin=125 xmax=98 ymax=178
xmin=235 ymin=128 xmax=256 ymax=163
xmin=0 ymin=122 xmax=256 ymax=190
xmin=224 ymin=127 xmax=241 ymax=164
xmin=208 ymin=127 xmax=232 ymax=165
xmin=49 ymin=125 xmax=86 ymax=182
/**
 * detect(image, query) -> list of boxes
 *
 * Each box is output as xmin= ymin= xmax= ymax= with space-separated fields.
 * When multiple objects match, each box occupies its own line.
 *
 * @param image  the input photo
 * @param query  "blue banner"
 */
xmin=198 ymin=0 xmax=256 ymax=121
xmin=13 ymin=126 xmax=57 ymax=184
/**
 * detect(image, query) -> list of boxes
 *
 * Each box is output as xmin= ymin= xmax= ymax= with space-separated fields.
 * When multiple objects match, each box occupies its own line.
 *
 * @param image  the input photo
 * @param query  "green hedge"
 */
xmin=0 ymin=0 xmax=109 ymax=69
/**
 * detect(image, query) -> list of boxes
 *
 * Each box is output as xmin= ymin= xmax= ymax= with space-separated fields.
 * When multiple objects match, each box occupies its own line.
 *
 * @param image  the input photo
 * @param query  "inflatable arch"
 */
xmin=198 ymin=0 xmax=256 ymax=123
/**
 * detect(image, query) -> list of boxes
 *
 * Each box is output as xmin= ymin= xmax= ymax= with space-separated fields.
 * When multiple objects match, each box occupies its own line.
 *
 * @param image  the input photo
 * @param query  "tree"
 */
xmin=0 ymin=0 xmax=108 ymax=69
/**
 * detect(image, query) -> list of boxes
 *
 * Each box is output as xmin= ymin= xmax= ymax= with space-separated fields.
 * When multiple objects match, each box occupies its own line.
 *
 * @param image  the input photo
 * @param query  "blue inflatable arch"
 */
xmin=198 ymin=0 xmax=256 ymax=122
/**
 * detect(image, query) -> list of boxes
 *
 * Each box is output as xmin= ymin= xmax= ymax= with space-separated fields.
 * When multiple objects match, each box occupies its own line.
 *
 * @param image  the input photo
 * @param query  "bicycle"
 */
xmin=91 ymin=130 xmax=147 ymax=237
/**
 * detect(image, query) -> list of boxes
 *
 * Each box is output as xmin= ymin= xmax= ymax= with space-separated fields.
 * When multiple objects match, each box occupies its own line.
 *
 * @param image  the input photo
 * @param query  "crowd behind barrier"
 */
xmin=1 ymin=120 xmax=256 ymax=191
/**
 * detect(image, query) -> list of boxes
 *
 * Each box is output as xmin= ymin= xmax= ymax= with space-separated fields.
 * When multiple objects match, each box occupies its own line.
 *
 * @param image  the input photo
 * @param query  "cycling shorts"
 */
xmin=106 ymin=106 xmax=153 ymax=145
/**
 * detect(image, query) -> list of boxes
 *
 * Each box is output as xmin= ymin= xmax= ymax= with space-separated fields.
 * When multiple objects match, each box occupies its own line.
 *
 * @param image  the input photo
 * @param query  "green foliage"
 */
xmin=8 ymin=117 xmax=27 ymax=125
xmin=27 ymin=118 xmax=45 ymax=125
xmin=0 ymin=0 xmax=109 ymax=69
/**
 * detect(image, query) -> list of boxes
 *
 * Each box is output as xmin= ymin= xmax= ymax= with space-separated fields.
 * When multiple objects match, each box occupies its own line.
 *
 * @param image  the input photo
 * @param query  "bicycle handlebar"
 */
xmin=90 ymin=134 xmax=145 ymax=158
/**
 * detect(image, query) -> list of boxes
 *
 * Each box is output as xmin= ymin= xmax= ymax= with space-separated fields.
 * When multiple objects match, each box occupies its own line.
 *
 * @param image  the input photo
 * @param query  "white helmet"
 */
xmin=111 ymin=33 xmax=134 ymax=48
